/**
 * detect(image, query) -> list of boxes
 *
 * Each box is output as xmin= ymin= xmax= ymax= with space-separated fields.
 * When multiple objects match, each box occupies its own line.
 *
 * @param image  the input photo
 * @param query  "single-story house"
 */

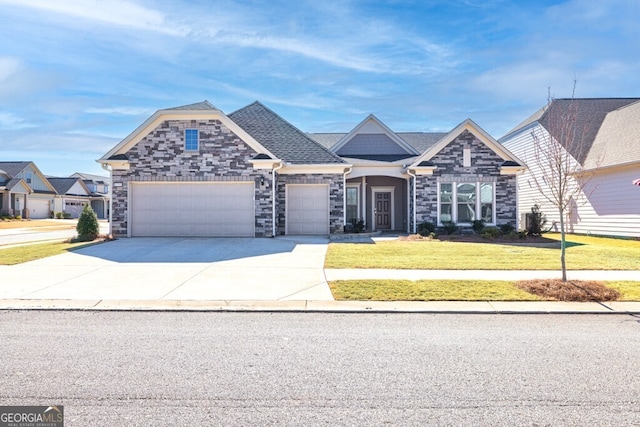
xmin=0 ymin=161 xmax=57 ymax=218
xmin=98 ymin=101 xmax=525 ymax=237
xmin=500 ymin=98 xmax=640 ymax=238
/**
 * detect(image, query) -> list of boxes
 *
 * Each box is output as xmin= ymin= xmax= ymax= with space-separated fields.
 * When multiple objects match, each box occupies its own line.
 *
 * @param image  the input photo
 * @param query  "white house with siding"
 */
xmin=500 ymin=98 xmax=640 ymax=238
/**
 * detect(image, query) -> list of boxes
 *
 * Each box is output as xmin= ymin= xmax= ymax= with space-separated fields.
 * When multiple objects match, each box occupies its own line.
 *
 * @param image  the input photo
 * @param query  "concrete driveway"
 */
xmin=0 ymin=237 xmax=333 ymax=301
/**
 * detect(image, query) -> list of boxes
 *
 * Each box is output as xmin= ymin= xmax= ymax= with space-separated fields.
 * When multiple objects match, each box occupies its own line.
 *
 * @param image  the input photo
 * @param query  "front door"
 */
xmin=375 ymin=192 xmax=391 ymax=229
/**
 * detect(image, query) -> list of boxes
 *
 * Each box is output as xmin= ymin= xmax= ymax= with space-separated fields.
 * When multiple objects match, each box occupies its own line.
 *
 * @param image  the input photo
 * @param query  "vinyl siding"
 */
xmin=502 ymin=124 xmax=640 ymax=237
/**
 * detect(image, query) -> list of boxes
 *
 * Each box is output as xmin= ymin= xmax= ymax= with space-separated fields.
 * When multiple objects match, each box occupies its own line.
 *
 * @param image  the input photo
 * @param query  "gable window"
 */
xmin=439 ymin=181 xmax=495 ymax=224
xmin=26 ymin=172 xmax=32 ymax=184
xmin=185 ymin=129 xmax=199 ymax=151
xmin=346 ymin=186 xmax=359 ymax=223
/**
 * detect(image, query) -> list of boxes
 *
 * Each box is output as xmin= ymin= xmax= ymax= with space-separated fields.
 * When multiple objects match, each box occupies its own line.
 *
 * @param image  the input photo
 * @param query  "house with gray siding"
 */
xmin=500 ymin=98 xmax=640 ymax=238
xmin=98 ymin=101 xmax=524 ymax=237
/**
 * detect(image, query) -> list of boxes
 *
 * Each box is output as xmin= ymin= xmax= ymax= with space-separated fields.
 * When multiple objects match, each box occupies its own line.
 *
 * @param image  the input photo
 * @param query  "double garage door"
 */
xmin=129 ymin=182 xmax=330 ymax=237
xmin=130 ymin=182 xmax=255 ymax=237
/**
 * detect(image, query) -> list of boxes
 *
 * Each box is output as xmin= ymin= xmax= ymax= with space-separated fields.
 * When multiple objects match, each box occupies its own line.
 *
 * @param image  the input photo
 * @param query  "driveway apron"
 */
xmin=0 ymin=237 xmax=333 ymax=301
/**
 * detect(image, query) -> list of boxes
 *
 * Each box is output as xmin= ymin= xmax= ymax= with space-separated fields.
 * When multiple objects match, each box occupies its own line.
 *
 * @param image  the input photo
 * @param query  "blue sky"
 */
xmin=0 ymin=0 xmax=638 ymax=177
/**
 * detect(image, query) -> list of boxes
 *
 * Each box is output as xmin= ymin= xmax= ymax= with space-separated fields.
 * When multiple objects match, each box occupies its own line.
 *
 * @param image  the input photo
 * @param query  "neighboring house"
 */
xmin=70 ymin=172 xmax=110 ymax=219
xmin=0 ymin=161 xmax=57 ymax=218
xmin=500 ymin=98 xmax=640 ymax=238
xmin=98 ymin=101 xmax=525 ymax=238
xmin=47 ymin=177 xmax=94 ymax=219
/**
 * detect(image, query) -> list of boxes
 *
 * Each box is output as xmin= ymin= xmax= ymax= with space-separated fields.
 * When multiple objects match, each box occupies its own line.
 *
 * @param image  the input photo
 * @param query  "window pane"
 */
xmin=346 ymin=188 xmax=358 ymax=221
xmin=440 ymin=204 xmax=452 ymax=222
xmin=185 ymin=129 xmax=198 ymax=151
xmin=457 ymin=183 xmax=475 ymax=222
xmin=481 ymin=183 xmax=493 ymax=203
xmin=480 ymin=183 xmax=493 ymax=222
xmin=440 ymin=183 xmax=452 ymax=202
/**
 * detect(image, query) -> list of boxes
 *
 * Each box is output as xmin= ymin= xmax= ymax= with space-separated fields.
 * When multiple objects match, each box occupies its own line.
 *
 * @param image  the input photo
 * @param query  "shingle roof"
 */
xmin=162 ymin=100 xmax=219 ymax=111
xmin=0 ymin=161 xmax=30 ymax=177
xmin=47 ymin=177 xmax=80 ymax=195
xmin=583 ymin=100 xmax=640 ymax=169
xmin=307 ymin=132 xmax=447 ymax=156
xmin=502 ymin=98 xmax=640 ymax=164
xmin=229 ymin=102 xmax=345 ymax=165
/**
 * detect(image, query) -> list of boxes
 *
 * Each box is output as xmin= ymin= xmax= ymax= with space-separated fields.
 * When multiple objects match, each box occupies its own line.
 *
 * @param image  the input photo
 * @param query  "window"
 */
xmin=185 ymin=129 xmax=199 ymax=151
xmin=346 ymin=187 xmax=359 ymax=222
xmin=26 ymin=172 xmax=32 ymax=184
xmin=439 ymin=183 xmax=452 ymax=223
xmin=457 ymin=183 xmax=476 ymax=223
xmin=439 ymin=181 xmax=494 ymax=224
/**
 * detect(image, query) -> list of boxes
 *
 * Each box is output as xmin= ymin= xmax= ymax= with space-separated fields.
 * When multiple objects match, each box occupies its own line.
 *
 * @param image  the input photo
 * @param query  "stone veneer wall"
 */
xmin=110 ymin=119 xmax=273 ymax=237
xmin=412 ymin=129 xmax=518 ymax=229
xmin=275 ymin=174 xmax=344 ymax=235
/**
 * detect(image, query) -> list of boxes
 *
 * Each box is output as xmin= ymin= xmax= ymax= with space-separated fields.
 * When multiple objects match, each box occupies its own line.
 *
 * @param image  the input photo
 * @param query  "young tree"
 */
xmin=76 ymin=204 xmax=100 ymax=241
xmin=527 ymin=85 xmax=599 ymax=281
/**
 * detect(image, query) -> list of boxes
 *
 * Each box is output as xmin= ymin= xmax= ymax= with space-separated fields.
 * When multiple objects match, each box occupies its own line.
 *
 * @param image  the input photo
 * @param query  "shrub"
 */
xmin=14 ymin=215 xmax=21 ymax=220
xmin=350 ymin=218 xmax=366 ymax=233
xmin=481 ymin=226 xmax=501 ymax=239
xmin=417 ymin=221 xmax=436 ymax=236
xmin=62 ymin=212 xmax=72 ymax=219
xmin=76 ymin=204 xmax=99 ymax=241
xmin=471 ymin=219 xmax=485 ymax=234
xmin=55 ymin=212 xmax=63 ymax=219
xmin=499 ymin=223 xmax=515 ymax=235
xmin=441 ymin=221 xmax=458 ymax=235
xmin=527 ymin=204 xmax=547 ymax=237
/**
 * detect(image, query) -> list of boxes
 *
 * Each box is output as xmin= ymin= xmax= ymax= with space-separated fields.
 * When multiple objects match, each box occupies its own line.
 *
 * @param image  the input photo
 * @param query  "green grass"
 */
xmin=0 ymin=241 xmax=100 ymax=265
xmin=325 ymin=233 xmax=640 ymax=270
xmin=329 ymin=279 xmax=640 ymax=301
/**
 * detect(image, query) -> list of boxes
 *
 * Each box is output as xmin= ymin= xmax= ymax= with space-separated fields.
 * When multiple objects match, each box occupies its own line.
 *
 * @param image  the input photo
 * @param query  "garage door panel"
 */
xmin=131 ymin=182 xmax=255 ymax=237
xmin=287 ymin=184 xmax=329 ymax=235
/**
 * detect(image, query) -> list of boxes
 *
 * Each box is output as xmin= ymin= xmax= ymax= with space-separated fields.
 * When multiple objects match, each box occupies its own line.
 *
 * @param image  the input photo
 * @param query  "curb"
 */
xmin=1 ymin=299 xmax=639 ymax=314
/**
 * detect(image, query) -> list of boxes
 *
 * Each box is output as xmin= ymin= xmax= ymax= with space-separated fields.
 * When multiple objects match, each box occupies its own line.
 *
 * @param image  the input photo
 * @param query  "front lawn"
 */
xmin=0 ymin=241 xmax=99 ymax=265
xmin=325 ymin=233 xmax=640 ymax=270
xmin=329 ymin=279 xmax=640 ymax=301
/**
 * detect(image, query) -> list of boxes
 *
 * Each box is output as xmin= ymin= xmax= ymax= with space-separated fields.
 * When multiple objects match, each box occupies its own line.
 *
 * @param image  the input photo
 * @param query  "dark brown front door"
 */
xmin=375 ymin=192 xmax=391 ymax=229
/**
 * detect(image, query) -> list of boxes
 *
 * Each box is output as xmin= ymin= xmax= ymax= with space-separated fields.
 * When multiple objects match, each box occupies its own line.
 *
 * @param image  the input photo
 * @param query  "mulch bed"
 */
xmin=400 ymin=234 xmax=557 ymax=245
xmin=516 ymin=279 xmax=620 ymax=302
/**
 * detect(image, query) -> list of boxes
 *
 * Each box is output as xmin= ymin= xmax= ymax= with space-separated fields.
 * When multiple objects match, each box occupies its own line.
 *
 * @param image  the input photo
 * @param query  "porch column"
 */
xmin=361 ymin=176 xmax=367 ymax=226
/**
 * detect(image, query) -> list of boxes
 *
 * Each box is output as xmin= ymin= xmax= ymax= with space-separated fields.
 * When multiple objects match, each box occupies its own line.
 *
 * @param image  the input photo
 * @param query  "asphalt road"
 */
xmin=2 ymin=312 xmax=640 ymax=426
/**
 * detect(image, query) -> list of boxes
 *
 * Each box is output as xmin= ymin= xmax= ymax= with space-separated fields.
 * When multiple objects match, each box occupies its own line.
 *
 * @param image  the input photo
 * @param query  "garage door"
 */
xmin=29 ymin=198 xmax=51 ymax=219
xmin=286 ymin=184 xmax=329 ymax=235
xmin=130 ymin=182 xmax=255 ymax=237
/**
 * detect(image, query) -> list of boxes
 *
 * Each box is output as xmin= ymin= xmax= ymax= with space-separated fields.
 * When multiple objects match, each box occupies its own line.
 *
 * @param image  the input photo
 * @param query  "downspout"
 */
xmin=101 ymin=163 xmax=113 ymax=236
xmin=406 ymin=168 xmax=417 ymax=234
xmin=271 ymin=162 xmax=284 ymax=237
xmin=343 ymin=167 xmax=353 ymax=229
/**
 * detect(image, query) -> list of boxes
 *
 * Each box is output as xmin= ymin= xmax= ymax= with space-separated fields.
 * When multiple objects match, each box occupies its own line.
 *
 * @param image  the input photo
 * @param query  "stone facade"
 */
xmin=110 ymin=119 xmax=273 ymax=237
xmin=275 ymin=174 xmax=345 ymax=235
xmin=411 ymin=130 xmax=518 ymax=230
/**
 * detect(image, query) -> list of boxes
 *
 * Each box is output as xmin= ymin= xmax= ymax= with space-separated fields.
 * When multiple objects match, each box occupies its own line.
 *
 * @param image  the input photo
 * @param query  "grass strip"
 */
xmin=329 ymin=279 xmax=640 ymax=301
xmin=0 ymin=241 xmax=100 ymax=265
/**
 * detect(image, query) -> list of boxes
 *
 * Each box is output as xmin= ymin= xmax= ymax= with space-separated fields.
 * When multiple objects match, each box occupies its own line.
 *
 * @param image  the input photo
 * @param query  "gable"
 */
xmin=411 ymin=119 xmax=523 ymax=174
xmin=331 ymin=115 xmax=418 ymax=161
xmin=99 ymin=102 xmax=278 ymax=168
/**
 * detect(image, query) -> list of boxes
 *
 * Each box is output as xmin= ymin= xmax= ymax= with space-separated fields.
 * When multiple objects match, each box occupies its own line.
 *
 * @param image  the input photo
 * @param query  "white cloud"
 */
xmin=0 ymin=0 xmax=187 ymax=36
xmin=0 ymin=112 xmax=37 ymax=130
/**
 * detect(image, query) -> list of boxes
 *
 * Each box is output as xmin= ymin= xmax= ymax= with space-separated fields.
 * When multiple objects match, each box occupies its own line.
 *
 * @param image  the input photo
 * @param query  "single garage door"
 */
xmin=28 ymin=197 xmax=51 ymax=219
xmin=130 ymin=182 xmax=255 ymax=237
xmin=286 ymin=184 xmax=329 ymax=235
